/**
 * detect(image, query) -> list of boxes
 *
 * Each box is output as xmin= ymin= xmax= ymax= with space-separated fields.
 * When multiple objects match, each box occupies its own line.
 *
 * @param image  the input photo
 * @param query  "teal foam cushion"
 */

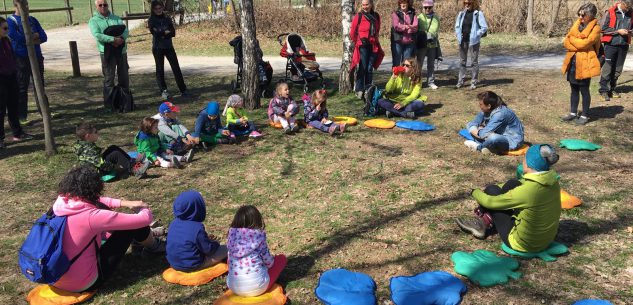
xmin=395 ymin=121 xmax=435 ymax=131
xmin=390 ymin=271 xmax=467 ymax=305
xmin=501 ymin=242 xmax=569 ymax=262
xmin=451 ymin=250 xmax=521 ymax=287
xmin=559 ymin=139 xmax=602 ymax=151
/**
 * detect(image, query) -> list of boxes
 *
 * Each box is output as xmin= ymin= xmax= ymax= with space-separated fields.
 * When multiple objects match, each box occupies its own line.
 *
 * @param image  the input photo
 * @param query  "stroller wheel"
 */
xmin=231 ymin=80 xmax=238 ymax=93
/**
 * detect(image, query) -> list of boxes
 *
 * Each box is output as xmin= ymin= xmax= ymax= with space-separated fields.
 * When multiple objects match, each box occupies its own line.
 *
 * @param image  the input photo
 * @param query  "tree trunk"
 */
xmin=526 ymin=0 xmax=534 ymax=35
xmin=240 ymin=0 xmax=261 ymax=109
xmin=545 ymin=0 xmax=563 ymax=37
xmin=338 ymin=0 xmax=355 ymax=95
xmin=14 ymin=0 xmax=56 ymax=156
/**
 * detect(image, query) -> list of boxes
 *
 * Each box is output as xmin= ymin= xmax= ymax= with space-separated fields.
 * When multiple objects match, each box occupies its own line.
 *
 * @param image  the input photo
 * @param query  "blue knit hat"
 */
xmin=206 ymin=101 xmax=219 ymax=116
xmin=526 ymin=144 xmax=558 ymax=172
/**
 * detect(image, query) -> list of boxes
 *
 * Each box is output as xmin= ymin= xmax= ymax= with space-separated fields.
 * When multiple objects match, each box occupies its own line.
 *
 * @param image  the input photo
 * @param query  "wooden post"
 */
xmin=89 ymin=0 xmax=93 ymax=16
xmin=142 ymin=0 xmax=146 ymax=12
xmin=69 ymin=41 xmax=81 ymax=77
xmin=110 ymin=0 xmax=114 ymax=14
xmin=123 ymin=11 xmax=128 ymax=27
xmin=127 ymin=0 xmax=130 ymax=13
xmin=65 ymin=0 xmax=73 ymax=25
xmin=2 ymin=0 xmax=7 ymax=19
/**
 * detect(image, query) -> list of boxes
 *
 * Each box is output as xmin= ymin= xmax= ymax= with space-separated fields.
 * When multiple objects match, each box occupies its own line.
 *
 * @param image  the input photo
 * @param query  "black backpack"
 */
xmin=105 ymin=86 xmax=135 ymax=113
xmin=363 ymin=85 xmax=384 ymax=117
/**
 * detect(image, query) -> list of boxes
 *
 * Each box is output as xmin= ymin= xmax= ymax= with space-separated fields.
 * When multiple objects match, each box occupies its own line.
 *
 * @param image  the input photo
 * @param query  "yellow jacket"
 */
xmin=562 ymin=18 xmax=601 ymax=80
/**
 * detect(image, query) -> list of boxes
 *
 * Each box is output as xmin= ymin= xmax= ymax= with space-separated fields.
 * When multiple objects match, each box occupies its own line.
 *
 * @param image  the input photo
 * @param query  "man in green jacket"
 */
xmin=89 ymin=0 xmax=129 ymax=106
xmin=456 ymin=144 xmax=561 ymax=253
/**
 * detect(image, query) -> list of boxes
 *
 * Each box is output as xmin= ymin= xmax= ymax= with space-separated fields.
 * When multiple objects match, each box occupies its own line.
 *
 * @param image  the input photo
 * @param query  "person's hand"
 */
xmin=222 ymin=129 xmax=231 ymax=136
xmin=182 ymin=137 xmax=192 ymax=145
xmin=321 ymin=118 xmax=328 ymax=123
xmin=285 ymin=111 xmax=292 ymax=119
xmin=112 ymin=37 xmax=124 ymax=47
xmin=121 ymin=200 xmax=148 ymax=210
xmin=316 ymin=104 xmax=321 ymax=111
xmin=166 ymin=149 xmax=174 ymax=155
xmin=394 ymin=103 xmax=402 ymax=110
xmin=154 ymin=160 xmax=161 ymax=166
xmin=618 ymin=29 xmax=629 ymax=36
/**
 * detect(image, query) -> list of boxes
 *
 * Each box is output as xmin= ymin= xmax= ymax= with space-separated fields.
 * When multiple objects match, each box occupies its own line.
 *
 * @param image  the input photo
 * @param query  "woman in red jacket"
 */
xmin=350 ymin=0 xmax=384 ymax=98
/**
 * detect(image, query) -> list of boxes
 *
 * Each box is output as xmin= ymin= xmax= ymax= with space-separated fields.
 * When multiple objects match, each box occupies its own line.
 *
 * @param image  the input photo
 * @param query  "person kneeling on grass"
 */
xmin=376 ymin=57 xmax=426 ymax=119
xmin=456 ymin=144 xmax=561 ymax=253
xmin=193 ymin=101 xmax=235 ymax=151
xmin=464 ymin=91 xmax=524 ymax=154
xmin=152 ymin=101 xmax=196 ymax=160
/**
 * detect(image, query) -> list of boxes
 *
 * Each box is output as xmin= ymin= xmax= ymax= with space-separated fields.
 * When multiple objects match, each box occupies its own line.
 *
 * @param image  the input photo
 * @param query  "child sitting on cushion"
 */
xmin=73 ymin=122 xmax=150 ymax=179
xmin=223 ymin=94 xmax=263 ymax=138
xmin=193 ymin=101 xmax=235 ymax=150
xmin=464 ymin=91 xmax=524 ymax=154
xmin=303 ymin=89 xmax=346 ymax=135
xmin=456 ymin=144 xmax=561 ymax=253
xmin=268 ymin=82 xmax=299 ymax=134
xmin=376 ymin=57 xmax=427 ymax=119
xmin=134 ymin=117 xmax=188 ymax=168
xmin=152 ymin=101 xmax=196 ymax=159
xmin=166 ymin=190 xmax=228 ymax=272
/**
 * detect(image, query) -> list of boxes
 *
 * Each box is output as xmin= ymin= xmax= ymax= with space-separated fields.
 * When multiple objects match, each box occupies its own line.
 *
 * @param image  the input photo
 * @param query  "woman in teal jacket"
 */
xmin=376 ymin=57 xmax=427 ymax=118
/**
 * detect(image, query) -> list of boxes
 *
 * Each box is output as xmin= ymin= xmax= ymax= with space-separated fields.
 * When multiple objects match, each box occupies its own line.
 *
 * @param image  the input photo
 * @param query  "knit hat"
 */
xmin=422 ymin=0 xmax=434 ymax=6
xmin=222 ymin=94 xmax=243 ymax=116
xmin=206 ymin=101 xmax=219 ymax=116
xmin=526 ymin=144 xmax=559 ymax=172
xmin=159 ymin=101 xmax=180 ymax=114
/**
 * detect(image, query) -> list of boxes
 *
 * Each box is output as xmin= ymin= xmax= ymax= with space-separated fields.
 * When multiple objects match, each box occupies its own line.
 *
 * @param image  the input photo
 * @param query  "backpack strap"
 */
xmin=68 ymin=236 xmax=98 ymax=266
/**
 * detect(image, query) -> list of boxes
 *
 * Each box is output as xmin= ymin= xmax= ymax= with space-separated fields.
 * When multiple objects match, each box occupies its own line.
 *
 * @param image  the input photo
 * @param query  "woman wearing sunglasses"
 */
xmin=416 ymin=0 xmax=440 ymax=90
xmin=454 ymin=0 xmax=487 ymax=90
xmin=376 ymin=57 xmax=426 ymax=119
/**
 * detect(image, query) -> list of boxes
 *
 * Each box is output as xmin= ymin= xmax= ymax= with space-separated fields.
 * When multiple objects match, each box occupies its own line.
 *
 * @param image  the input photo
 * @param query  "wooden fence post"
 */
xmin=142 ymin=0 xmax=146 ymax=12
xmin=89 ymin=0 xmax=93 ymax=16
xmin=2 ymin=0 xmax=6 ymax=19
xmin=123 ymin=11 xmax=128 ymax=27
xmin=65 ymin=0 xmax=73 ymax=25
xmin=127 ymin=0 xmax=131 ymax=13
xmin=110 ymin=0 xmax=114 ymax=14
xmin=69 ymin=41 xmax=81 ymax=77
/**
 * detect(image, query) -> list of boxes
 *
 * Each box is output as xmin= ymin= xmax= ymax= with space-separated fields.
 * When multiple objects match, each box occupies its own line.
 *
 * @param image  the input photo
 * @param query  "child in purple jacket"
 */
xmin=268 ymin=82 xmax=299 ymax=134
xmin=303 ymin=89 xmax=346 ymax=135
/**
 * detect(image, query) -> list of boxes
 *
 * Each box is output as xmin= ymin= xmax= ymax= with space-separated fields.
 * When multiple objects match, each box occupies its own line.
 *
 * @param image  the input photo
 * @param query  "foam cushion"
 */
xmin=559 ymin=139 xmax=602 ymax=151
xmin=451 ymin=250 xmax=521 ymax=287
xmin=26 ymin=285 xmax=96 ymax=305
xmin=561 ymin=189 xmax=582 ymax=209
xmin=572 ymin=300 xmax=613 ymax=305
xmin=127 ymin=151 xmax=139 ymax=159
xmin=332 ymin=116 xmax=358 ymax=126
xmin=363 ymin=119 xmax=396 ymax=129
xmin=395 ymin=121 xmax=435 ymax=131
xmin=505 ymin=143 xmax=530 ymax=156
xmin=101 ymin=174 xmax=117 ymax=182
xmin=390 ymin=271 xmax=467 ymax=305
xmin=162 ymin=263 xmax=228 ymax=286
xmin=501 ymin=242 xmax=569 ymax=262
xmin=458 ymin=129 xmax=475 ymax=141
xmin=314 ymin=268 xmax=376 ymax=305
xmin=269 ymin=119 xmax=306 ymax=129
xmin=214 ymin=283 xmax=286 ymax=305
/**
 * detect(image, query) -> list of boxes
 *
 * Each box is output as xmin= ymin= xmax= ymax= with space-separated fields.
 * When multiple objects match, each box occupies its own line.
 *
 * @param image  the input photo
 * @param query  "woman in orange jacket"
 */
xmin=561 ymin=3 xmax=601 ymax=125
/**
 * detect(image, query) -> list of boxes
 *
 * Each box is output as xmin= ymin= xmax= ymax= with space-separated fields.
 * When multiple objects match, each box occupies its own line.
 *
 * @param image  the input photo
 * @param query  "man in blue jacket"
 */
xmin=7 ymin=1 xmax=48 ymax=125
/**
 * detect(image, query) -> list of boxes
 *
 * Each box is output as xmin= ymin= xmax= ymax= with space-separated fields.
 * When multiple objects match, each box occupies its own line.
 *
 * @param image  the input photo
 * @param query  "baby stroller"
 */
xmin=229 ymin=35 xmax=273 ymax=96
xmin=277 ymin=32 xmax=324 ymax=92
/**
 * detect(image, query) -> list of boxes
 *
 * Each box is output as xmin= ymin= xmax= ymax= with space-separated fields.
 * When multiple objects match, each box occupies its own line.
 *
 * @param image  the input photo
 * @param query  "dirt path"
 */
xmin=42 ymin=23 xmax=633 ymax=75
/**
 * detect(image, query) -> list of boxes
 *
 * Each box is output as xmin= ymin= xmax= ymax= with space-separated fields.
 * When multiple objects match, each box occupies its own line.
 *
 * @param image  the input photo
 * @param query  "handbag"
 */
xmin=416 ymin=15 xmax=434 ymax=49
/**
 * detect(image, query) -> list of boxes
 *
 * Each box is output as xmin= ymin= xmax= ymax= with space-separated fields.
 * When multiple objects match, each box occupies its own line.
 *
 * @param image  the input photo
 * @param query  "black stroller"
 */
xmin=229 ymin=35 xmax=273 ymax=96
xmin=277 ymin=32 xmax=324 ymax=92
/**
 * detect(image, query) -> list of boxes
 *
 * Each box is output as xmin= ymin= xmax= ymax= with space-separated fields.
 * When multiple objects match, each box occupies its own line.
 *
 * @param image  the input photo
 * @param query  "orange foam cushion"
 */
xmin=560 ymin=189 xmax=582 ymax=209
xmin=268 ymin=120 xmax=306 ymax=129
xmin=332 ymin=116 xmax=358 ymax=126
xmin=26 ymin=285 xmax=95 ymax=305
xmin=505 ymin=144 xmax=530 ymax=156
xmin=162 ymin=263 xmax=228 ymax=286
xmin=214 ymin=283 xmax=286 ymax=305
xmin=364 ymin=118 xmax=396 ymax=129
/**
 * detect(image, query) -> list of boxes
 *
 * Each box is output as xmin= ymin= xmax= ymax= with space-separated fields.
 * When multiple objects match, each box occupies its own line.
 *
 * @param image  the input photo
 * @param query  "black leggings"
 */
xmin=480 ymin=179 xmax=522 ymax=247
xmin=570 ymin=83 xmax=590 ymax=117
xmin=102 ymin=145 xmax=131 ymax=177
xmin=84 ymin=226 xmax=151 ymax=292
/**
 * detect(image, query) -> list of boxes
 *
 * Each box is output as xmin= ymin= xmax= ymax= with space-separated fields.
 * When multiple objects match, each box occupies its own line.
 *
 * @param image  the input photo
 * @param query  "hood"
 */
xmin=136 ymin=131 xmax=152 ymax=140
xmin=53 ymin=195 xmax=97 ymax=217
xmin=227 ymin=227 xmax=266 ymax=258
xmin=206 ymin=101 xmax=220 ymax=116
xmin=523 ymin=170 xmax=560 ymax=187
xmin=173 ymin=190 xmax=206 ymax=222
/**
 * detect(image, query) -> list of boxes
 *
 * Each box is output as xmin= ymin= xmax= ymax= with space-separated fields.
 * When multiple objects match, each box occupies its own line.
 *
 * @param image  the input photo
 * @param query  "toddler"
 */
xmin=268 ymin=82 xmax=299 ymax=134
xmin=223 ymin=95 xmax=263 ymax=138
xmin=193 ymin=101 xmax=235 ymax=150
xmin=152 ymin=101 xmax=196 ymax=160
xmin=134 ymin=117 xmax=187 ymax=168
xmin=303 ymin=90 xmax=346 ymax=135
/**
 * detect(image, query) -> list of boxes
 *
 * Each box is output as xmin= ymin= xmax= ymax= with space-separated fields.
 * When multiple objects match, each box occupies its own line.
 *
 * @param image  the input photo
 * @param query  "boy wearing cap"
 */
xmin=152 ymin=101 xmax=196 ymax=161
xmin=193 ymin=101 xmax=235 ymax=150
xmin=456 ymin=144 xmax=561 ymax=253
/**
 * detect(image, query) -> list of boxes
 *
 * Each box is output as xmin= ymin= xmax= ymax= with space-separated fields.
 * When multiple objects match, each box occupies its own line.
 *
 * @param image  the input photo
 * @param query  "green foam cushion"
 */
xmin=451 ymin=250 xmax=521 ymax=287
xmin=501 ymin=242 xmax=568 ymax=262
xmin=559 ymin=139 xmax=602 ymax=151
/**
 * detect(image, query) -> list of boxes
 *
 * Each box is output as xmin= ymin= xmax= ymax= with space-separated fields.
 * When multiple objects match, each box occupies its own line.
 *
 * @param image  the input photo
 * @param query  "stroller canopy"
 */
xmin=280 ymin=33 xmax=311 ymax=57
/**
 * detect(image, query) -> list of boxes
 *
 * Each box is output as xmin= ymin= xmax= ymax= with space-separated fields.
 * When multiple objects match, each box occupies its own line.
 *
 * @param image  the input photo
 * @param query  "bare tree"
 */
xmin=338 ymin=0 xmax=355 ymax=95
xmin=526 ymin=0 xmax=534 ymax=35
xmin=239 ymin=0 xmax=261 ymax=109
xmin=545 ymin=0 xmax=564 ymax=37
xmin=14 ymin=0 xmax=56 ymax=155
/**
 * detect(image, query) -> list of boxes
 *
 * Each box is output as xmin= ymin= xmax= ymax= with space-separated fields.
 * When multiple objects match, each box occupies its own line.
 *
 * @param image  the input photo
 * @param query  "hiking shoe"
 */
xmin=151 ymin=226 xmax=167 ymax=237
xmin=574 ymin=116 xmax=589 ymax=125
xmin=385 ymin=111 xmax=393 ymax=118
xmin=470 ymin=83 xmax=477 ymax=90
xmin=142 ymin=238 xmax=166 ymax=255
xmin=133 ymin=161 xmax=150 ymax=179
xmin=456 ymin=83 xmax=463 ymax=89
xmin=481 ymin=148 xmax=492 ymax=155
xmin=183 ymin=149 xmax=195 ymax=163
xmin=201 ymin=142 xmax=210 ymax=151
xmin=600 ymin=92 xmax=610 ymax=102
xmin=356 ymin=91 xmax=364 ymax=99
xmin=405 ymin=111 xmax=416 ymax=119
xmin=610 ymin=91 xmax=621 ymax=99
xmin=561 ymin=113 xmax=577 ymax=122
xmin=161 ymin=90 xmax=171 ymax=100
xmin=291 ymin=124 xmax=299 ymax=132
xmin=283 ymin=127 xmax=292 ymax=134
xmin=429 ymin=83 xmax=438 ymax=90
xmin=456 ymin=216 xmax=487 ymax=239
xmin=12 ymin=133 xmax=34 ymax=141
xmin=328 ymin=125 xmax=337 ymax=135
xmin=171 ymin=156 xmax=183 ymax=169
xmin=249 ymin=130 xmax=263 ymax=138
xmin=464 ymin=140 xmax=479 ymax=151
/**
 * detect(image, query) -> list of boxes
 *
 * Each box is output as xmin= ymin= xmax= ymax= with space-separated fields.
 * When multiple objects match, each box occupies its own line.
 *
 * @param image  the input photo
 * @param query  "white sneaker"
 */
xmin=470 ymin=83 xmax=477 ymax=90
xmin=464 ymin=140 xmax=479 ymax=151
xmin=481 ymin=148 xmax=492 ymax=155
xmin=161 ymin=90 xmax=170 ymax=99
xmin=429 ymin=83 xmax=438 ymax=90
xmin=356 ymin=91 xmax=364 ymax=99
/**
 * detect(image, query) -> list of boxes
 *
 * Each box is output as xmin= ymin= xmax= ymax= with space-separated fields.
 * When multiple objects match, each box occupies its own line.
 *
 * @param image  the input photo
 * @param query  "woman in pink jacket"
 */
xmin=390 ymin=0 xmax=418 ymax=67
xmin=52 ymin=165 xmax=165 ymax=292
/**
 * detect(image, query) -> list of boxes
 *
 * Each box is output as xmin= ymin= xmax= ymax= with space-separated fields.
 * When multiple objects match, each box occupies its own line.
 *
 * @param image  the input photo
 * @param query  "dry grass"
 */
xmin=0 ymin=68 xmax=632 ymax=304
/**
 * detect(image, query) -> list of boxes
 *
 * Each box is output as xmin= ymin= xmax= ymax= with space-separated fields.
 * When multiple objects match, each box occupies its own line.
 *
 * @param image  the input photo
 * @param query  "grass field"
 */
xmin=0 ymin=68 xmax=632 ymax=304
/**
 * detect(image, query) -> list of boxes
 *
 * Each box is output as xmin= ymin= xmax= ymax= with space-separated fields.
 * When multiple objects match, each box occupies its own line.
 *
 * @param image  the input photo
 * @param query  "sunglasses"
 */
xmin=423 ymin=6 xmax=433 ymax=9
xmin=402 ymin=63 xmax=412 ymax=67
xmin=98 ymin=3 xmax=108 ymax=7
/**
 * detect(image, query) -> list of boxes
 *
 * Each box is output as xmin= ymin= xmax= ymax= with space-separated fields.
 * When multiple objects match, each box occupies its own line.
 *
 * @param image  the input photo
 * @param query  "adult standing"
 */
xmin=454 ymin=0 xmax=487 ymax=89
xmin=0 ymin=17 xmax=31 ymax=149
xmin=89 ymin=0 xmax=130 ymax=108
xmin=390 ymin=0 xmax=418 ymax=68
xmin=350 ymin=0 xmax=384 ymax=98
xmin=598 ymin=0 xmax=632 ymax=101
xmin=561 ymin=3 xmax=601 ymax=125
xmin=8 ymin=0 xmax=47 ymax=125
xmin=148 ymin=0 xmax=189 ymax=99
xmin=416 ymin=0 xmax=440 ymax=90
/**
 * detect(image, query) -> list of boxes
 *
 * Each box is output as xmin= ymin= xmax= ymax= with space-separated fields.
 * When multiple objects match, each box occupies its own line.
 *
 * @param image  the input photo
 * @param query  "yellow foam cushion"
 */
xmin=26 ymin=285 xmax=95 ymax=305
xmin=504 ymin=144 xmax=530 ymax=156
xmin=363 ymin=118 xmax=396 ymax=129
xmin=214 ymin=283 xmax=286 ymax=305
xmin=332 ymin=116 xmax=358 ymax=126
xmin=268 ymin=120 xmax=306 ymax=129
xmin=162 ymin=263 xmax=228 ymax=286
xmin=560 ymin=189 xmax=582 ymax=209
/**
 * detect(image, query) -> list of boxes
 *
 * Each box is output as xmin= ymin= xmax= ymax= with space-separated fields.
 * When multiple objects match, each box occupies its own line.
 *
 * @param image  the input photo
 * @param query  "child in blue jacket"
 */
xmin=166 ymin=190 xmax=228 ymax=272
xmin=193 ymin=101 xmax=235 ymax=150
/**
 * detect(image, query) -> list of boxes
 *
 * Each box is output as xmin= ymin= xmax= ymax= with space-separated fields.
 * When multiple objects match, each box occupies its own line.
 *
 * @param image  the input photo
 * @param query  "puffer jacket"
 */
xmin=561 ymin=18 xmax=601 ymax=80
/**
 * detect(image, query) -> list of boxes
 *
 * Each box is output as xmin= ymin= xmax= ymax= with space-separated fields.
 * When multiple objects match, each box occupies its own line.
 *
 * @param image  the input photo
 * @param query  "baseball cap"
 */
xmin=159 ymin=101 xmax=180 ymax=114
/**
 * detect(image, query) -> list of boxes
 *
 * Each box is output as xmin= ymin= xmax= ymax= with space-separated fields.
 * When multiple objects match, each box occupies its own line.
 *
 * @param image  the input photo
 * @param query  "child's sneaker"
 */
xmin=184 ymin=149 xmax=195 ymax=163
xmin=249 ymin=130 xmax=263 ymax=138
xmin=283 ymin=127 xmax=292 ymax=134
xmin=151 ymin=226 xmax=167 ymax=237
xmin=142 ymin=238 xmax=166 ymax=256
xmin=291 ymin=124 xmax=299 ymax=132
xmin=480 ymin=148 xmax=492 ymax=155
xmin=12 ymin=133 xmax=34 ymax=141
xmin=610 ymin=91 xmax=621 ymax=99
xmin=161 ymin=90 xmax=171 ymax=100
xmin=428 ymin=83 xmax=438 ymax=90
xmin=464 ymin=140 xmax=479 ymax=151
xmin=132 ymin=160 xmax=150 ymax=179
xmin=171 ymin=156 xmax=183 ymax=169
xmin=574 ymin=116 xmax=589 ymax=125
xmin=201 ymin=141 xmax=210 ymax=151
xmin=338 ymin=123 xmax=346 ymax=134
xmin=405 ymin=111 xmax=416 ymax=119
xmin=328 ymin=125 xmax=337 ymax=135
xmin=385 ymin=111 xmax=393 ymax=118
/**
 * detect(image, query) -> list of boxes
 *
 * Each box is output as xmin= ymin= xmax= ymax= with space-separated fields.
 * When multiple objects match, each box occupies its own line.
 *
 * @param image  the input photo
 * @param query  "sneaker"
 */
xmin=385 ymin=111 xmax=393 ymax=118
xmin=161 ymin=90 xmax=171 ymax=99
xmin=574 ymin=116 xmax=589 ymax=125
xmin=428 ymin=83 xmax=438 ymax=90
xmin=560 ymin=113 xmax=577 ymax=122
xmin=600 ymin=92 xmax=610 ymax=102
xmin=12 ymin=133 xmax=34 ymax=141
xmin=455 ymin=216 xmax=487 ymax=239
xmin=249 ymin=130 xmax=263 ymax=138
xmin=464 ymin=140 xmax=479 ymax=151
xmin=151 ymin=226 xmax=167 ymax=237
xmin=132 ymin=161 xmax=150 ymax=179
xmin=283 ymin=127 xmax=292 ymax=134
xmin=201 ymin=141 xmax=210 ymax=151
xmin=481 ymin=148 xmax=492 ymax=155
xmin=456 ymin=83 xmax=463 ymax=89
xmin=610 ymin=91 xmax=621 ymax=99
xmin=328 ymin=125 xmax=337 ymax=135
xmin=338 ymin=123 xmax=346 ymax=134
xmin=183 ymin=149 xmax=195 ymax=163
xmin=405 ymin=111 xmax=416 ymax=119
xmin=171 ymin=156 xmax=183 ymax=169
xmin=470 ymin=83 xmax=477 ymax=90
xmin=142 ymin=238 xmax=166 ymax=255
xmin=291 ymin=124 xmax=299 ymax=132
xmin=356 ymin=91 xmax=364 ymax=99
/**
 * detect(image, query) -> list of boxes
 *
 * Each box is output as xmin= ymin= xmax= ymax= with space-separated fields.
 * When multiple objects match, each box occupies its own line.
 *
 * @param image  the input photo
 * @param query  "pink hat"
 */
xmin=422 ymin=0 xmax=434 ymax=6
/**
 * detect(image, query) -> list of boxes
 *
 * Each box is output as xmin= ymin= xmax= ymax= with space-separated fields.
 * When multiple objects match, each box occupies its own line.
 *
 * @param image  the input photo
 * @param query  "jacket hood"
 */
xmin=173 ymin=190 xmax=206 ymax=222
xmin=136 ymin=131 xmax=152 ymax=140
xmin=53 ymin=195 xmax=97 ymax=216
xmin=227 ymin=227 xmax=266 ymax=258
xmin=206 ymin=101 xmax=220 ymax=116
xmin=524 ymin=170 xmax=560 ymax=187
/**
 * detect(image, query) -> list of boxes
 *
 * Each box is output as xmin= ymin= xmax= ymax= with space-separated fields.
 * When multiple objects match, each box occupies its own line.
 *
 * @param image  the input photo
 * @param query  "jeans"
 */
xmin=599 ymin=44 xmax=629 ymax=94
xmin=16 ymin=56 xmax=44 ymax=120
xmin=474 ymin=133 xmax=509 ymax=153
xmin=376 ymin=99 xmax=425 ymax=117
xmin=417 ymin=47 xmax=438 ymax=85
xmin=570 ymin=83 xmax=591 ymax=117
xmin=308 ymin=120 xmax=339 ymax=133
xmin=392 ymin=42 xmax=415 ymax=67
xmin=458 ymin=41 xmax=480 ymax=85
xmin=354 ymin=45 xmax=378 ymax=92
xmin=479 ymin=179 xmax=522 ymax=248
xmin=0 ymin=73 xmax=23 ymax=140
xmin=152 ymin=47 xmax=187 ymax=94
xmin=100 ymin=53 xmax=130 ymax=105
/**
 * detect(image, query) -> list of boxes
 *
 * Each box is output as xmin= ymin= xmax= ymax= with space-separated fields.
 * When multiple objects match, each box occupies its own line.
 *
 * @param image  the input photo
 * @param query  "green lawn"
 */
xmin=1 ymin=69 xmax=632 ymax=304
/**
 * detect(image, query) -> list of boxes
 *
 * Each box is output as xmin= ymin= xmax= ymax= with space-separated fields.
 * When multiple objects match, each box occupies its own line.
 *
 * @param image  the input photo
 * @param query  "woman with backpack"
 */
xmin=390 ymin=0 xmax=418 ymax=68
xmin=350 ymin=0 xmax=384 ymax=99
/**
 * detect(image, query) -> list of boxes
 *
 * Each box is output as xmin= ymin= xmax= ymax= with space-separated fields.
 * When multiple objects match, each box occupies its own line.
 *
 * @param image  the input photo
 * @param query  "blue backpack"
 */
xmin=363 ymin=85 xmax=384 ymax=117
xmin=18 ymin=210 xmax=96 ymax=284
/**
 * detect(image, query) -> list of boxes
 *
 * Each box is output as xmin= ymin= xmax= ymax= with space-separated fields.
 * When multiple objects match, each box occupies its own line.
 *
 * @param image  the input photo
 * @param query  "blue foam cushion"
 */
xmin=314 ymin=269 xmax=376 ymax=305
xmin=127 ymin=151 xmax=138 ymax=159
xmin=572 ymin=300 xmax=613 ymax=305
xmin=458 ymin=129 xmax=474 ymax=141
xmin=395 ymin=121 xmax=435 ymax=131
xmin=390 ymin=271 xmax=467 ymax=305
